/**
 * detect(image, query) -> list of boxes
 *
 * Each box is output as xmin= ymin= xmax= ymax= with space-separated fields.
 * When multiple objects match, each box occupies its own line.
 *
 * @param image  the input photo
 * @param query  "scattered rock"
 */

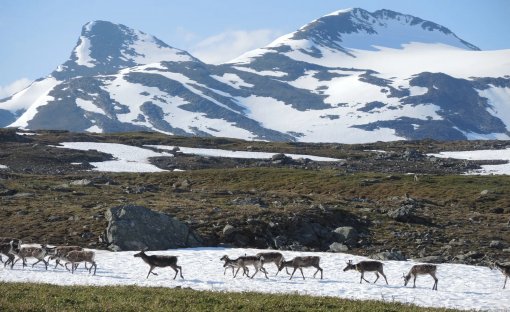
xmin=371 ymin=250 xmax=406 ymax=261
xmin=70 ymin=179 xmax=93 ymax=186
xmin=387 ymin=205 xmax=418 ymax=223
xmin=489 ymin=240 xmax=506 ymax=249
xmin=222 ymin=224 xmax=236 ymax=236
xmin=412 ymin=255 xmax=445 ymax=263
xmin=329 ymin=242 xmax=349 ymax=252
xmin=332 ymin=226 xmax=359 ymax=245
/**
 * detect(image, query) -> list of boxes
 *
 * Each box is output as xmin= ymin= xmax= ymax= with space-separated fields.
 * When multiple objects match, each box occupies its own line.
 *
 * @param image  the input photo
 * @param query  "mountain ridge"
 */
xmin=1 ymin=8 xmax=510 ymax=143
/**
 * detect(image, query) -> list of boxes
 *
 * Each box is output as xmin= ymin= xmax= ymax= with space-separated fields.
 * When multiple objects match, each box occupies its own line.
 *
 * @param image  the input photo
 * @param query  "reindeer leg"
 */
xmin=262 ymin=267 xmax=268 ymax=279
xmin=504 ymin=276 xmax=507 ymax=289
xmin=299 ymin=268 xmax=305 ymax=280
xmin=32 ymin=259 xmax=42 ymax=267
xmin=373 ymin=272 xmax=380 ymax=284
xmin=178 ymin=265 xmax=183 ymax=279
xmin=88 ymin=261 xmax=97 ymax=275
xmin=234 ymin=267 xmax=241 ymax=278
xmin=146 ymin=266 xmax=154 ymax=279
xmin=289 ymin=267 xmax=297 ymax=280
xmin=172 ymin=266 xmax=179 ymax=280
xmin=361 ymin=272 xmax=370 ymax=284
xmin=380 ymin=271 xmax=388 ymax=285
xmin=413 ymin=275 xmax=417 ymax=288
xmin=250 ymin=267 xmax=259 ymax=279
xmin=54 ymin=259 xmax=60 ymax=269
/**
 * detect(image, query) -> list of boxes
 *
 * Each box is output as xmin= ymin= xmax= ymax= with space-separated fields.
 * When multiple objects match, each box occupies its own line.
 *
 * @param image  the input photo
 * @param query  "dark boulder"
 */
xmin=105 ymin=204 xmax=202 ymax=251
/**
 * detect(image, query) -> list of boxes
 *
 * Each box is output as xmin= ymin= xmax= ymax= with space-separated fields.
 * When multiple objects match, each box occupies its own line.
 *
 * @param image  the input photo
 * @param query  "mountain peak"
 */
xmin=52 ymin=20 xmax=197 ymax=80
xmin=286 ymin=8 xmax=480 ymax=52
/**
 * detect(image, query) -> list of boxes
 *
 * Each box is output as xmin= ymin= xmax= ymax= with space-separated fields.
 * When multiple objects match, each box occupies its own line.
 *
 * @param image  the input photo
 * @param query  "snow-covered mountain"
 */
xmin=2 ymin=9 xmax=510 ymax=143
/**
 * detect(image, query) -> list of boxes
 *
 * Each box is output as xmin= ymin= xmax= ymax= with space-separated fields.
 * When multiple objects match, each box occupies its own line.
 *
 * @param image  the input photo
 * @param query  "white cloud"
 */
xmin=191 ymin=29 xmax=283 ymax=64
xmin=0 ymin=78 xmax=32 ymax=99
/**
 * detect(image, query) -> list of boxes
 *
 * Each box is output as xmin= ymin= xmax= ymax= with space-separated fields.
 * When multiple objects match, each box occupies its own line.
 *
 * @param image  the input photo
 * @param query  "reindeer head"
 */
xmin=343 ymin=260 xmax=355 ymax=272
xmin=403 ymin=272 xmax=411 ymax=286
xmin=133 ymin=249 xmax=148 ymax=258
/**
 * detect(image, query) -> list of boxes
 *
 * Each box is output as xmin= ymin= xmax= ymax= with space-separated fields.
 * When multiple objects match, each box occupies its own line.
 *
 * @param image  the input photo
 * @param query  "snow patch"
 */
xmin=74 ymin=36 xmax=95 ymax=68
xmin=56 ymin=142 xmax=170 ymax=172
xmin=0 ymin=247 xmax=508 ymax=311
xmin=147 ymin=145 xmax=340 ymax=162
xmin=430 ymin=148 xmax=510 ymax=175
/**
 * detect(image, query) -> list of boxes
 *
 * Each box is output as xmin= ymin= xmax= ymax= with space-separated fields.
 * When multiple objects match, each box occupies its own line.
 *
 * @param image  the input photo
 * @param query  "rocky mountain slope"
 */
xmin=1 ymin=8 xmax=510 ymax=143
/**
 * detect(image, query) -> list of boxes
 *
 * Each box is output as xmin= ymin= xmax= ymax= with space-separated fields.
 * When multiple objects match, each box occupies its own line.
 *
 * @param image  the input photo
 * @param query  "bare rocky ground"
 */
xmin=0 ymin=128 xmax=509 ymax=266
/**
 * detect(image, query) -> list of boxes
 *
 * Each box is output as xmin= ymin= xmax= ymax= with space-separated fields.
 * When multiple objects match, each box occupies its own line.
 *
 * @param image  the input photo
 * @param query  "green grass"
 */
xmin=0 ymin=282 xmax=456 ymax=312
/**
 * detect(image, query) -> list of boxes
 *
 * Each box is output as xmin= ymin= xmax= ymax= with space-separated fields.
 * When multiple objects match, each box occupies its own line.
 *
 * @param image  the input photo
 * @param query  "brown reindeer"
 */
xmin=58 ymin=250 xmax=97 ymax=275
xmin=134 ymin=250 xmax=183 ymax=279
xmin=256 ymin=252 xmax=289 ymax=275
xmin=48 ymin=246 xmax=84 ymax=269
xmin=403 ymin=264 xmax=438 ymax=290
xmin=278 ymin=256 xmax=323 ymax=280
xmin=494 ymin=262 xmax=510 ymax=289
xmin=343 ymin=260 xmax=388 ymax=285
xmin=220 ymin=255 xmax=249 ymax=278
xmin=10 ymin=242 xmax=53 ymax=270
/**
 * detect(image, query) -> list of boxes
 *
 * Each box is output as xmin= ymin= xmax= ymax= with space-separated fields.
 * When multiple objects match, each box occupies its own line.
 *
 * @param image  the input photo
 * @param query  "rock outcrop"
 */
xmin=105 ymin=205 xmax=202 ymax=251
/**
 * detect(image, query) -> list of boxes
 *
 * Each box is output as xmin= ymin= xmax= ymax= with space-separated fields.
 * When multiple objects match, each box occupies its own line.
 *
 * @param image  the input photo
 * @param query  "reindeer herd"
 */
xmin=1 ymin=237 xmax=510 ymax=290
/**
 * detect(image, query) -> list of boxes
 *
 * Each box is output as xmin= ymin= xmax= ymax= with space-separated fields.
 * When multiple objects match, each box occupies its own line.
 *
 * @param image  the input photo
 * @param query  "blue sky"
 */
xmin=1 ymin=0 xmax=509 ymax=97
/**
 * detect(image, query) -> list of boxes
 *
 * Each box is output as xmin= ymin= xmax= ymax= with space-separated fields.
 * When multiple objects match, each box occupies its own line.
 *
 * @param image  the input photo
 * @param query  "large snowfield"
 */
xmin=1 ymin=247 xmax=509 ymax=311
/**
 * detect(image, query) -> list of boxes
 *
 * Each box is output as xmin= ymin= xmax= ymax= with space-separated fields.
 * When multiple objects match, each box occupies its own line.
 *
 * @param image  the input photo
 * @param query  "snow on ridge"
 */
xmin=8 ymin=77 xmax=60 ymax=128
xmin=0 ymin=164 xmax=8 ymax=169
xmin=74 ymin=36 xmax=95 ymax=68
xmin=210 ymin=73 xmax=254 ymax=89
xmin=0 ymin=247 xmax=508 ymax=311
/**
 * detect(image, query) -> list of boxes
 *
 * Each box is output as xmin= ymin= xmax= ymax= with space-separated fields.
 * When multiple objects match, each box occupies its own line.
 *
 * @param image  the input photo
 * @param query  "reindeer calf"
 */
xmin=403 ymin=264 xmax=438 ymax=290
xmin=10 ymin=242 xmax=53 ymax=270
xmin=220 ymin=255 xmax=249 ymax=278
xmin=343 ymin=260 xmax=388 ymax=285
xmin=134 ymin=250 xmax=183 ymax=279
xmin=48 ymin=246 xmax=84 ymax=269
xmin=278 ymin=256 xmax=323 ymax=280
xmin=59 ymin=250 xmax=97 ymax=275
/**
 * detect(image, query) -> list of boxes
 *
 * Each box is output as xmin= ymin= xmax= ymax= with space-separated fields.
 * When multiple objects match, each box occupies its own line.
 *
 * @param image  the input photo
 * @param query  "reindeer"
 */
xmin=403 ymin=264 xmax=438 ymax=290
xmin=58 ymin=250 xmax=97 ymax=275
xmin=236 ymin=255 xmax=268 ymax=279
xmin=494 ymin=262 xmax=510 ymax=289
xmin=256 ymin=252 xmax=289 ymax=275
xmin=48 ymin=246 xmax=84 ymax=269
xmin=0 ymin=240 xmax=21 ymax=268
xmin=220 ymin=255 xmax=249 ymax=278
xmin=10 ymin=241 xmax=53 ymax=270
xmin=343 ymin=260 xmax=388 ymax=285
xmin=0 ymin=238 xmax=19 ymax=265
xmin=134 ymin=250 xmax=183 ymax=279
xmin=278 ymin=256 xmax=323 ymax=280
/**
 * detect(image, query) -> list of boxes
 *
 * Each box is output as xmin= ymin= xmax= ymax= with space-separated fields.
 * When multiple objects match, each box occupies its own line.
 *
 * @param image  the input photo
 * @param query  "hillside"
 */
xmin=1 ymin=129 xmax=509 ymax=267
